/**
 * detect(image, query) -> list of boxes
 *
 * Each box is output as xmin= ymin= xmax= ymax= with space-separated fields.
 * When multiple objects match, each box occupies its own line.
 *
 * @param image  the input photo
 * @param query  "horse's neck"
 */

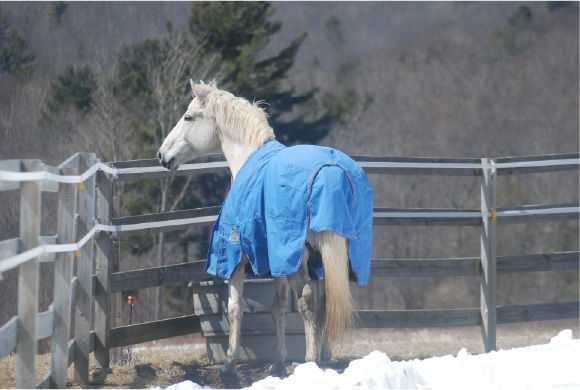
xmin=215 ymin=107 xmax=274 ymax=180
xmin=220 ymin=137 xmax=258 ymax=181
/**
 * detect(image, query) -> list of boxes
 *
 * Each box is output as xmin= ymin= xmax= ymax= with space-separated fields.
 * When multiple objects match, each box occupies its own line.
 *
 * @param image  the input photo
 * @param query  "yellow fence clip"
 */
xmin=490 ymin=208 xmax=497 ymax=223
xmin=72 ymin=239 xmax=81 ymax=259
xmin=74 ymin=170 xmax=85 ymax=191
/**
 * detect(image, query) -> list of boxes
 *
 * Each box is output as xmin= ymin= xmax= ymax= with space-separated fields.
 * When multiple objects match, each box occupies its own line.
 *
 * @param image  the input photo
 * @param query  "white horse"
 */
xmin=158 ymin=80 xmax=371 ymax=375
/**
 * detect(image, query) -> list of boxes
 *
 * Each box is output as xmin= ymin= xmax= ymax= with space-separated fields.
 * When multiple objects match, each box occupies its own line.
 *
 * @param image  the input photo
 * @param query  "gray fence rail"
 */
xmin=0 ymin=152 xmax=578 ymax=388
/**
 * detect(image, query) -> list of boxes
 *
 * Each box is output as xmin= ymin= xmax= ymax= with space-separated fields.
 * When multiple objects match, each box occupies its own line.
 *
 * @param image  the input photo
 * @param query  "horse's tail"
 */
xmin=317 ymin=230 xmax=357 ymax=343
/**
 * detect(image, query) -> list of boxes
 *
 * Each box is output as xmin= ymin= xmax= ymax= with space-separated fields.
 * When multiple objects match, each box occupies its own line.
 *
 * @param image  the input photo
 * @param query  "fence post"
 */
xmin=110 ymin=196 xmax=122 ymax=365
xmin=95 ymin=169 xmax=113 ymax=368
xmin=50 ymin=158 xmax=79 ymax=389
xmin=480 ymin=158 xmax=497 ymax=353
xmin=16 ymin=160 xmax=41 ymax=389
xmin=73 ymin=153 xmax=97 ymax=385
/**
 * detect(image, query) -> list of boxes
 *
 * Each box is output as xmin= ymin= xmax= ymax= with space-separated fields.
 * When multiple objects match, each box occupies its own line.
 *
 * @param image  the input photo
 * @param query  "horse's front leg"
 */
xmin=270 ymin=277 xmax=289 ymax=375
xmin=220 ymin=256 xmax=247 ymax=374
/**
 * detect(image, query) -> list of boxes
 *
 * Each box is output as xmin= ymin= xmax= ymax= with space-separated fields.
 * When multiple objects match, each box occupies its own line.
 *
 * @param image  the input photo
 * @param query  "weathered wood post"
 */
xmin=95 ymin=166 xmax=113 ymax=368
xmin=480 ymin=158 xmax=497 ymax=353
xmin=73 ymin=153 xmax=97 ymax=385
xmin=16 ymin=160 xmax=41 ymax=389
xmin=50 ymin=154 xmax=79 ymax=389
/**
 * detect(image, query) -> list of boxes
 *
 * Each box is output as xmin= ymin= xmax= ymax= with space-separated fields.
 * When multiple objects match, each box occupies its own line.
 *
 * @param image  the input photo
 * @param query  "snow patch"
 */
xmin=551 ymin=329 xmax=573 ymax=345
xmin=153 ymin=330 xmax=579 ymax=390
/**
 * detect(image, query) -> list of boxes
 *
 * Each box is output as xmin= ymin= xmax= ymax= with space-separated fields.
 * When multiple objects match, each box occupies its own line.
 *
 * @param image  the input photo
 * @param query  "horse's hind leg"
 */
xmin=288 ymin=254 xmax=318 ymax=363
xmin=220 ymin=256 xmax=247 ymax=374
xmin=315 ymin=287 xmax=327 ymax=362
xmin=269 ymin=277 xmax=289 ymax=376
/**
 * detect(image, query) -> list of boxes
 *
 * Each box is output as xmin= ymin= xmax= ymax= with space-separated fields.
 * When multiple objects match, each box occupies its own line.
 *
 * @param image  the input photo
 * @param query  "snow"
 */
xmin=155 ymin=329 xmax=580 ymax=390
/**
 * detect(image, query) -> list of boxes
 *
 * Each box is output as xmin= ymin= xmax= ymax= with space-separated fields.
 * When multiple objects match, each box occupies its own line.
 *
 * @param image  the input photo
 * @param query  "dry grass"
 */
xmin=334 ymin=319 xmax=580 ymax=361
xmin=0 ymin=352 xmax=54 ymax=388
xmin=0 ymin=344 xmax=208 ymax=389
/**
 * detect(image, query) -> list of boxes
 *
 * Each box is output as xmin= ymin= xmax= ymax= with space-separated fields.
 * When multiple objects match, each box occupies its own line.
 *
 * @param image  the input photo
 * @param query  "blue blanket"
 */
xmin=206 ymin=140 xmax=373 ymax=286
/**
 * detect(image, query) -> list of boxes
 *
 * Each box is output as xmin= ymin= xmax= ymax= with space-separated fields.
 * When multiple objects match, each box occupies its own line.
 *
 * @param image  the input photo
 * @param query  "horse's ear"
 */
xmin=191 ymin=80 xmax=211 ymax=103
xmin=190 ymin=79 xmax=195 ymax=92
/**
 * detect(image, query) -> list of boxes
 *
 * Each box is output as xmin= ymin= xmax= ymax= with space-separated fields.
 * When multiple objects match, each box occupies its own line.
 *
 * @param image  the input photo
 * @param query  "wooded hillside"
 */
xmin=0 ymin=2 xmax=578 ymax=330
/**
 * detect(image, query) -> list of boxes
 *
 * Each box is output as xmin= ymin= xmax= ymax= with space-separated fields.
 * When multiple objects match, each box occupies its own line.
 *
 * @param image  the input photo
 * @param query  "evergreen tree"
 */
xmin=508 ymin=5 xmax=533 ymax=29
xmin=50 ymin=1 xmax=68 ymax=25
xmin=189 ymin=2 xmax=280 ymax=63
xmin=0 ymin=6 xmax=35 ymax=74
xmin=189 ymin=1 xmax=333 ymax=145
xmin=45 ymin=65 xmax=97 ymax=114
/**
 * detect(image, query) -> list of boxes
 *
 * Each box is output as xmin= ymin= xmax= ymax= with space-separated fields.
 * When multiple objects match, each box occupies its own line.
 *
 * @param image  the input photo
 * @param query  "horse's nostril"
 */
xmin=158 ymin=151 xmax=162 ymax=161
xmin=167 ymin=157 xmax=176 ymax=170
xmin=159 ymin=154 xmax=176 ymax=170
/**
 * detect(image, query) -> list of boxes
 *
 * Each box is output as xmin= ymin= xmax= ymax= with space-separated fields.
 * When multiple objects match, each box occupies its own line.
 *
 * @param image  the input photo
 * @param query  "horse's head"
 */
xmin=158 ymin=80 xmax=220 ymax=171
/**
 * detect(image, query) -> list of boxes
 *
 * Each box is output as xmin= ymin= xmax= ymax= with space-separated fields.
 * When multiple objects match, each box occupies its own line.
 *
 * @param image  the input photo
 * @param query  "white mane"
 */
xmin=202 ymin=83 xmax=276 ymax=150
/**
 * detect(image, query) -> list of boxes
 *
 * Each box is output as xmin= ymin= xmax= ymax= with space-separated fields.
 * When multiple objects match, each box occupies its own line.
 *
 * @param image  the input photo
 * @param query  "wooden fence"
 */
xmin=0 ymin=151 xmax=579 ymax=387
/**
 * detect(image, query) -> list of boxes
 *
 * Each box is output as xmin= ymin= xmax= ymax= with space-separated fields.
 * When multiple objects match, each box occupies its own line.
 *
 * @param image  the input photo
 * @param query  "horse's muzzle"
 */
xmin=158 ymin=151 xmax=178 ymax=171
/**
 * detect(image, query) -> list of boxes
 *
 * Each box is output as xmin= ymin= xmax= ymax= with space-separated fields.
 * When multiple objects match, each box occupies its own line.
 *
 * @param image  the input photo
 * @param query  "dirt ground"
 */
xmin=84 ymin=359 xmax=352 ymax=389
xmin=0 ymin=319 xmax=577 ymax=389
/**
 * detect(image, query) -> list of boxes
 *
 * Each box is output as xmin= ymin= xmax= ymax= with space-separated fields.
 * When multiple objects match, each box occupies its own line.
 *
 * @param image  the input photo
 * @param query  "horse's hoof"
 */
xmin=220 ymin=362 xmax=237 ymax=374
xmin=269 ymin=363 xmax=287 ymax=376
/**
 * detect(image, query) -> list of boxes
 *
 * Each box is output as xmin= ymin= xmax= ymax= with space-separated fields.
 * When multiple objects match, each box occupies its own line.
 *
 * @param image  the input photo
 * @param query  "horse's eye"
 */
xmin=184 ymin=115 xmax=193 ymax=122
